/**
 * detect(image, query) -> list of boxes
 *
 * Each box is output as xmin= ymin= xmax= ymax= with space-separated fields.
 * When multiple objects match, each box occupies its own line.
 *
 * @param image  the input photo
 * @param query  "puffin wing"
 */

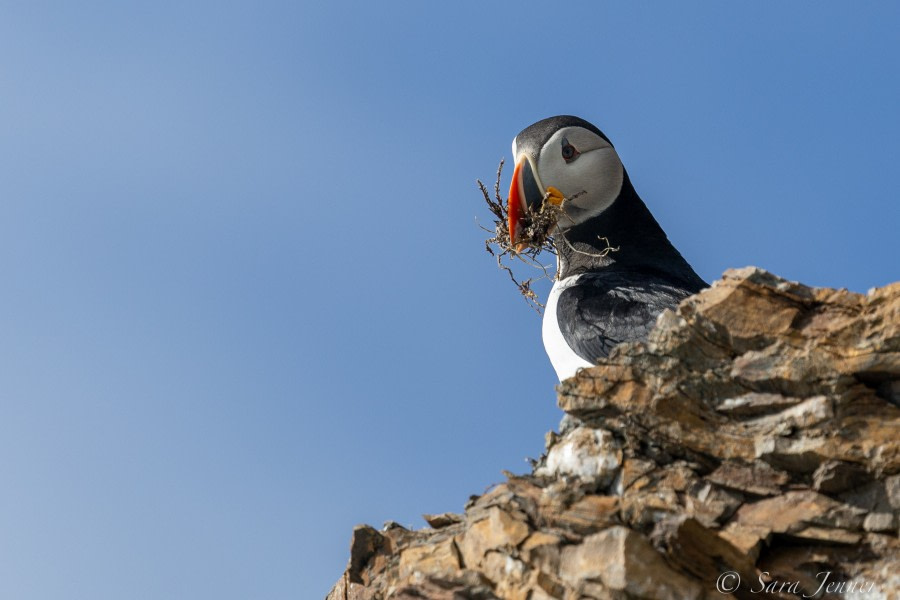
xmin=555 ymin=272 xmax=694 ymax=364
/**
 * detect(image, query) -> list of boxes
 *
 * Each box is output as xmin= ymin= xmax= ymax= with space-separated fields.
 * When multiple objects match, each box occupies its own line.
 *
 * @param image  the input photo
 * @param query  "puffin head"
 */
xmin=508 ymin=115 xmax=624 ymax=249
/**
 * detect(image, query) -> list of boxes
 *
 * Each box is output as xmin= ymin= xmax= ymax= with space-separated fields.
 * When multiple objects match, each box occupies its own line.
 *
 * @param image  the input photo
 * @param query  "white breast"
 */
xmin=542 ymin=275 xmax=594 ymax=381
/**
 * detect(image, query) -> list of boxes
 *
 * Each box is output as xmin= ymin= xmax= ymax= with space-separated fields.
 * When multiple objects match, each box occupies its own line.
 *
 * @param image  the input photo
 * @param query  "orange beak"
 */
xmin=507 ymin=156 xmax=546 ymax=253
xmin=508 ymin=159 xmax=525 ymax=253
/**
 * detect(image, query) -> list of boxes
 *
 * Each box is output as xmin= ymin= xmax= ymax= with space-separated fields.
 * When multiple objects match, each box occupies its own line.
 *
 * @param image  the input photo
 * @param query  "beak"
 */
xmin=507 ymin=156 xmax=545 ymax=252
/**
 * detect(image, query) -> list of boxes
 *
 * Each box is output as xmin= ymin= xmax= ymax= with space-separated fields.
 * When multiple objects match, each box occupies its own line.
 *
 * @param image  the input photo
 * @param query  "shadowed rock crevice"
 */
xmin=327 ymin=268 xmax=899 ymax=600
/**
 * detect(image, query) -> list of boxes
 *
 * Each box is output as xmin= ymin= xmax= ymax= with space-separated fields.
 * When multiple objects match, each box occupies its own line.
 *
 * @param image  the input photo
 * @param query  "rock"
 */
xmin=535 ymin=427 xmax=622 ymax=488
xmin=706 ymin=460 xmax=789 ymax=496
xmin=721 ymin=490 xmax=867 ymax=557
xmin=685 ymin=481 xmax=744 ymax=527
xmin=651 ymin=516 xmax=758 ymax=593
xmin=886 ymin=475 xmax=900 ymax=509
xmin=423 ymin=512 xmax=464 ymax=529
xmin=812 ymin=460 xmax=868 ymax=494
xmin=398 ymin=538 xmax=461 ymax=581
xmin=619 ymin=457 xmax=657 ymax=491
xmin=714 ymin=392 xmax=805 ymax=418
xmin=754 ymin=435 xmax=829 ymax=474
xmin=390 ymin=571 xmax=498 ymax=600
xmin=327 ymin=269 xmax=900 ymax=599
xmin=559 ymin=526 xmax=706 ymax=599
xmin=549 ymin=494 xmax=619 ymax=535
xmin=347 ymin=525 xmax=387 ymax=585
xmin=458 ymin=507 xmax=530 ymax=570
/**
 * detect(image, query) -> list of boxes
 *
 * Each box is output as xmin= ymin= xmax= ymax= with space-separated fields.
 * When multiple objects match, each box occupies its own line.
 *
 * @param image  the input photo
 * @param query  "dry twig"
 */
xmin=477 ymin=159 xmax=558 ymax=313
xmin=477 ymin=159 xmax=618 ymax=314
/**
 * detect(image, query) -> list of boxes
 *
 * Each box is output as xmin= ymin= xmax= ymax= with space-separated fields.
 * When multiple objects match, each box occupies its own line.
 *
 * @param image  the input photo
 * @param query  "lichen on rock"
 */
xmin=327 ymin=268 xmax=900 ymax=600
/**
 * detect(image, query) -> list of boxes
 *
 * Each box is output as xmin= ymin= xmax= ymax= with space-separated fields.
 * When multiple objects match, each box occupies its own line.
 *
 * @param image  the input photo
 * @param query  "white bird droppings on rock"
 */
xmin=537 ymin=427 xmax=622 ymax=487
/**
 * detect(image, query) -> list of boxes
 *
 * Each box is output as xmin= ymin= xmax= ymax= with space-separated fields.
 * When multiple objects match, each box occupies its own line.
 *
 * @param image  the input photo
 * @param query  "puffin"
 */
xmin=508 ymin=115 xmax=707 ymax=380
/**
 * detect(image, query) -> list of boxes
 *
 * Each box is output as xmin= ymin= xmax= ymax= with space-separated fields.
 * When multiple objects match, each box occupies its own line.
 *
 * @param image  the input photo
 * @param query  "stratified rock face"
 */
xmin=327 ymin=268 xmax=900 ymax=600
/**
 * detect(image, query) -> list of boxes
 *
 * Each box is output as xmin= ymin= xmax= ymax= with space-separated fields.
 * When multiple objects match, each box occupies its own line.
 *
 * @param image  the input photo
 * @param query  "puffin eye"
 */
xmin=561 ymin=137 xmax=580 ymax=163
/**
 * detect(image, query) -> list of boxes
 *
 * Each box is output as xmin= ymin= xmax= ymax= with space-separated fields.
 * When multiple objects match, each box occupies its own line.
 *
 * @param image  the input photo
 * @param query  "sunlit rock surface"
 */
xmin=327 ymin=268 xmax=899 ymax=600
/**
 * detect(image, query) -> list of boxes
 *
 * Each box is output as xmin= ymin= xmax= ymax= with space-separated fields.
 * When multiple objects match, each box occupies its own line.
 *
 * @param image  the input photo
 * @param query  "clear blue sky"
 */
xmin=1 ymin=2 xmax=898 ymax=598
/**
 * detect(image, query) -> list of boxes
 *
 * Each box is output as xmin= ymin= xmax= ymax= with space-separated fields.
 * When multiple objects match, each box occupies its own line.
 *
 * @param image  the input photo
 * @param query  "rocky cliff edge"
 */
xmin=327 ymin=267 xmax=900 ymax=600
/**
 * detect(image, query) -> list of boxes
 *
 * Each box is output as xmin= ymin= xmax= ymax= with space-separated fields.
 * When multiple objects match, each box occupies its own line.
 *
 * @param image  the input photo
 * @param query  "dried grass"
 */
xmin=478 ymin=159 xmax=618 ymax=314
xmin=477 ymin=159 xmax=559 ymax=313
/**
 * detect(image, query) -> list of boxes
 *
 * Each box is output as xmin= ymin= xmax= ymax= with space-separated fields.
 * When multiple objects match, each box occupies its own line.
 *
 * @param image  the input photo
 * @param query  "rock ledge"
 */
xmin=327 ymin=268 xmax=899 ymax=600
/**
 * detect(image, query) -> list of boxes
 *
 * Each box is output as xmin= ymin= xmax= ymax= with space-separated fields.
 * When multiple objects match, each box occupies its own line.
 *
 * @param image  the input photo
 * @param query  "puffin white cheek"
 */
xmin=568 ymin=150 xmax=623 ymax=217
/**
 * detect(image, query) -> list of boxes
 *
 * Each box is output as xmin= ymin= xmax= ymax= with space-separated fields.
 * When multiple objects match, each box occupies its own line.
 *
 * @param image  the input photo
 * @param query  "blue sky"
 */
xmin=1 ymin=2 xmax=898 ymax=598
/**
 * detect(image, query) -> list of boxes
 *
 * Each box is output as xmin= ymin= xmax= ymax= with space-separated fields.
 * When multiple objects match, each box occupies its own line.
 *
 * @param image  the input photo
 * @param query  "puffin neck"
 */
xmin=554 ymin=172 xmax=704 ymax=287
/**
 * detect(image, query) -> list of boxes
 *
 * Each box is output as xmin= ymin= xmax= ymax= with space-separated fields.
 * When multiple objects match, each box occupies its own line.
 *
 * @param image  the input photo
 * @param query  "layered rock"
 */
xmin=327 ymin=268 xmax=900 ymax=600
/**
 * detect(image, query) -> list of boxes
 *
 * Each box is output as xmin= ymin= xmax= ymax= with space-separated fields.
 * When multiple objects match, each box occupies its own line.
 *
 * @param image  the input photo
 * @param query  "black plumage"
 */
xmin=553 ymin=170 xmax=706 ymax=363
xmin=556 ymin=271 xmax=699 ymax=362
